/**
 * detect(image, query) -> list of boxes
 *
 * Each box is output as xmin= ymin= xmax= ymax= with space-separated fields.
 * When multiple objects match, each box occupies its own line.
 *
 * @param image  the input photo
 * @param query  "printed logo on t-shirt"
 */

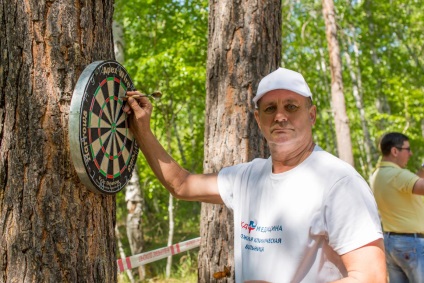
xmin=240 ymin=220 xmax=283 ymax=253
xmin=241 ymin=220 xmax=257 ymax=233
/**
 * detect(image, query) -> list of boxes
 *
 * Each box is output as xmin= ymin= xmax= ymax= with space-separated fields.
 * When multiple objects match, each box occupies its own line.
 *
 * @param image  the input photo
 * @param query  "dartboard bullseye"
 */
xmin=69 ymin=60 xmax=139 ymax=194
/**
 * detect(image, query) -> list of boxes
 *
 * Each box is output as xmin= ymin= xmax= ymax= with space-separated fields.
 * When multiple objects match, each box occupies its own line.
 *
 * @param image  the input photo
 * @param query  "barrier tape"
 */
xmin=117 ymin=237 xmax=201 ymax=273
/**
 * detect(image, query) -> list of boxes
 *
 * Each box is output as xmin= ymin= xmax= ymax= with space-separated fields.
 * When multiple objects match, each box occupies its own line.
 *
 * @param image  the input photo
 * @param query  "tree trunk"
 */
xmin=166 ymin=193 xmax=174 ymax=278
xmin=322 ymin=0 xmax=354 ymax=165
xmin=0 ymin=0 xmax=116 ymax=281
xmin=199 ymin=1 xmax=281 ymax=281
xmin=343 ymin=42 xmax=375 ymax=175
xmin=125 ymin=166 xmax=145 ymax=280
xmin=165 ymin=108 xmax=175 ymax=278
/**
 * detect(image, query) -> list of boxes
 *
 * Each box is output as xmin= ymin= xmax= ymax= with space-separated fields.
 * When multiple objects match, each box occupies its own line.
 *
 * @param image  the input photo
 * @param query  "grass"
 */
xmin=117 ymin=246 xmax=199 ymax=282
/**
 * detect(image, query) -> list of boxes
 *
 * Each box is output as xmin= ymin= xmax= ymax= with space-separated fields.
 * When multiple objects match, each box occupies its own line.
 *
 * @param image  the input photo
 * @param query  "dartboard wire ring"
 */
xmin=69 ymin=60 xmax=139 ymax=194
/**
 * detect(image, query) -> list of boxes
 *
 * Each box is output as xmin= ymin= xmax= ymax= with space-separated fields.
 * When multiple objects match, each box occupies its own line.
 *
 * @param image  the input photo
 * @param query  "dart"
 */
xmin=122 ymin=91 xmax=162 ymax=100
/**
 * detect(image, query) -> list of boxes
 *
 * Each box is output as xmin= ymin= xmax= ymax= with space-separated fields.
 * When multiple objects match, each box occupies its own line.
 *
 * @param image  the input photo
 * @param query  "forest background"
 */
xmin=113 ymin=0 xmax=424 ymax=281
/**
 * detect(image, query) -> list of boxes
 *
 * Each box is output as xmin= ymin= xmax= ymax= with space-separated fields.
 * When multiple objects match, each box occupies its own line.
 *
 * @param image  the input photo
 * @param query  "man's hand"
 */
xmin=123 ymin=90 xmax=153 ymax=138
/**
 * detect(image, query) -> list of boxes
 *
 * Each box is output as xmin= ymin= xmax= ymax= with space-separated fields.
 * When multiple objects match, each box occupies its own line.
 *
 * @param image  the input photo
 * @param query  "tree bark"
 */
xmin=344 ymin=52 xmax=371 ymax=169
xmin=0 ymin=0 xmax=116 ymax=281
xmin=125 ymin=166 xmax=145 ymax=280
xmin=322 ymin=0 xmax=354 ymax=165
xmin=199 ymin=0 xmax=281 ymax=281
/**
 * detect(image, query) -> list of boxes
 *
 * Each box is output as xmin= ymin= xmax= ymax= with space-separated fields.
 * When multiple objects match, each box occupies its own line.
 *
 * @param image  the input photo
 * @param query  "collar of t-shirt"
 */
xmin=377 ymin=161 xmax=400 ymax=169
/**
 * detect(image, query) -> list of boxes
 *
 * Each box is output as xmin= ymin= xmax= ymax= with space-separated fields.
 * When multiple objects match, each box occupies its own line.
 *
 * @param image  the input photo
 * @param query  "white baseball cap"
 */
xmin=253 ymin=67 xmax=312 ymax=108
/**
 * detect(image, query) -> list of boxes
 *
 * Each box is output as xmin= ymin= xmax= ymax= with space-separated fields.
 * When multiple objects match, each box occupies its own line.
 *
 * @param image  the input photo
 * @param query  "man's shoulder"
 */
xmin=310 ymin=146 xmax=357 ymax=173
xmin=372 ymin=162 xmax=419 ymax=191
xmin=375 ymin=162 xmax=414 ymax=178
xmin=220 ymin=158 xmax=268 ymax=174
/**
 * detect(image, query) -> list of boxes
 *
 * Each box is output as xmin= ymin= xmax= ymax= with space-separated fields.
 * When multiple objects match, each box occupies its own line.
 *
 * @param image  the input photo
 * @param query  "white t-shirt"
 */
xmin=218 ymin=146 xmax=382 ymax=283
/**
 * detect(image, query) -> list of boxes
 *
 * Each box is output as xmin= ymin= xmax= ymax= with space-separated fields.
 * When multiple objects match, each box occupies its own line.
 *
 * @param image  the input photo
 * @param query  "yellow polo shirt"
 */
xmin=370 ymin=161 xmax=423 ymax=233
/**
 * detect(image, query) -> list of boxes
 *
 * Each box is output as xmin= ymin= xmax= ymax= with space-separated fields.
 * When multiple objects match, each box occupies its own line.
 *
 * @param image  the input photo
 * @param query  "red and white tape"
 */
xmin=117 ymin=237 xmax=201 ymax=273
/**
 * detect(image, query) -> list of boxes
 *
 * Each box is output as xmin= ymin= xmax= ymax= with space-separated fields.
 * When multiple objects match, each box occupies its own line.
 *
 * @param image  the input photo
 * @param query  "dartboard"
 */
xmin=69 ymin=60 xmax=139 ymax=194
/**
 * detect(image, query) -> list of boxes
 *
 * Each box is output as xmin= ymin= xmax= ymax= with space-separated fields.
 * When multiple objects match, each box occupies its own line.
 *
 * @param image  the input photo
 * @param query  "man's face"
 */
xmin=254 ymin=89 xmax=316 ymax=147
xmin=394 ymin=141 xmax=412 ymax=168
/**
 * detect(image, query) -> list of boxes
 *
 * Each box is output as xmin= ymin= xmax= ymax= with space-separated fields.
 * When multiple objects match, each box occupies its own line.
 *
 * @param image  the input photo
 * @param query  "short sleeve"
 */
xmin=392 ymin=169 xmax=420 ymax=194
xmin=218 ymin=162 xmax=256 ymax=210
xmin=324 ymin=175 xmax=383 ymax=255
xmin=218 ymin=166 xmax=236 ymax=210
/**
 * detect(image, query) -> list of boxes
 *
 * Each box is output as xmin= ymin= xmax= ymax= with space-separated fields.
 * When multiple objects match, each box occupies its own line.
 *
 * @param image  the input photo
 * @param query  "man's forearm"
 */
xmin=135 ymin=129 xmax=191 ymax=198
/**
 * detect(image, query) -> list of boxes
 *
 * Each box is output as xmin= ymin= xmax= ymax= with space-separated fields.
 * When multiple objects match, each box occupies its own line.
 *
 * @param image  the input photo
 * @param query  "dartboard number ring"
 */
xmin=69 ymin=60 xmax=139 ymax=194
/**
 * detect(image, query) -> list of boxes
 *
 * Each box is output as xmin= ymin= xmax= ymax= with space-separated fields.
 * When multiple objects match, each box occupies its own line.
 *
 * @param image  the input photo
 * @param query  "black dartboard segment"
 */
xmin=69 ymin=60 xmax=139 ymax=194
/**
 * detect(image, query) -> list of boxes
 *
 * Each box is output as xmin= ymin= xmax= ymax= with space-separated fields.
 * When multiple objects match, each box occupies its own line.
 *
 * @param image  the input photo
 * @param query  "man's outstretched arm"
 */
xmin=123 ymin=91 xmax=222 ymax=204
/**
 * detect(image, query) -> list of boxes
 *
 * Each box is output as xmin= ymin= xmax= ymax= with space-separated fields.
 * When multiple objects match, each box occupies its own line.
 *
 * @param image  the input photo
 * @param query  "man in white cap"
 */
xmin=123 ymin=67 xmax=386 ymax=282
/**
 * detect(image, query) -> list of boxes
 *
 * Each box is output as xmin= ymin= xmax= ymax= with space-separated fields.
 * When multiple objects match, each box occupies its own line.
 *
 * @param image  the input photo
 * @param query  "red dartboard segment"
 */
xmin=69 ymin=60 xmax=139 ymax=194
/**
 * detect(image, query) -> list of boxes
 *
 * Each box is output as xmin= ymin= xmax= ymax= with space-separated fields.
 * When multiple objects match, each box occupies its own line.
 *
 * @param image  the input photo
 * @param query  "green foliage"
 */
xmin=114 ymin=0 xmax=424 ymax=280
xmin=281 ymin=0 xmax=424 ymax=176
xmin=114 ymin=0 xmax=207 ymax=280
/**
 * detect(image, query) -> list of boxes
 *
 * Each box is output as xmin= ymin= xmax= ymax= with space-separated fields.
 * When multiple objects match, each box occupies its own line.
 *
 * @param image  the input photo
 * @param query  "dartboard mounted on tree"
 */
xmin=69 ymin=60 xmax=139 ymax=194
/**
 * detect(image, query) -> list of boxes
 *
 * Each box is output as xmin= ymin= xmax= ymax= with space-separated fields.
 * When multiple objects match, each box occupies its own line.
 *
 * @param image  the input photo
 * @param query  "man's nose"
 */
xmin=274 ymin=110 xmax=288 ymax=122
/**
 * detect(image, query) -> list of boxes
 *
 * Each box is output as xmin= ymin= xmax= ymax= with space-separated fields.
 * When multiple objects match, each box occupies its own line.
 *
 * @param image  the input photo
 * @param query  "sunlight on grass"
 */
xmin=118 ymin=251 xmax=198 ymax=283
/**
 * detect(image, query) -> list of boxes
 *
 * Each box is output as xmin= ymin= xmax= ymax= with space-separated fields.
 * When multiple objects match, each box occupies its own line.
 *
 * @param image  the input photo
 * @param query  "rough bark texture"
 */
xmin=199 ymin=0 xmax=281 ymax=281
xmin=0 ymin=0 xmax=116 ymax=282
xmin=125 ymin=166 xmax=145 ymax=279
xmin=322 ymin=0 xmax=354 ymax=165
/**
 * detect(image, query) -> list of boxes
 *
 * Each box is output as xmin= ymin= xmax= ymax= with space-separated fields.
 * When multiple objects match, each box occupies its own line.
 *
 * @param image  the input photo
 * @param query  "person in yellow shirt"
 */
xmin=370 ymin=132 xmax=424 ymax=282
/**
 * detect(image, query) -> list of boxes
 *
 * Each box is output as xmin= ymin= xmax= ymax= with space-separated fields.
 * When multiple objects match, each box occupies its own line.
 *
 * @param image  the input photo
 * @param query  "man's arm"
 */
xmin=417 ymin=165 xmax=424 ymax=178
xmin=123 ymin=91 xmax=223 ymax=204
xmin=413 ymin=178 xmax=424 ymax=195
xmin=332 ymin=239 xmax=387 ymax=283
xmin=412 ymin=165 xmax=424 ymax=195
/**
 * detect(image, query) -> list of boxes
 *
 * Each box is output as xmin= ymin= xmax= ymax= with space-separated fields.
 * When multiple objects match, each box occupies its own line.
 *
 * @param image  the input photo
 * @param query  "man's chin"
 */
xmin=268 ymin=135 xmax=312 ymax=147
xmin=268 ymin=139 xmax=297 ymax=147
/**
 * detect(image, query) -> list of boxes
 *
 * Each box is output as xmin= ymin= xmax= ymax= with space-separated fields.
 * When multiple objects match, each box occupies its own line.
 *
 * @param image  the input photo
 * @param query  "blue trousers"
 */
xmin=384 ymin=233 xmax=424 ymax=283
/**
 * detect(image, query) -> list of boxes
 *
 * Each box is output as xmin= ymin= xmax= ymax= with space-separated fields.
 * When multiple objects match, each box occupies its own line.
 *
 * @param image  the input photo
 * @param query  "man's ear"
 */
xmin=254 ymin=110 xmax=261 ymax=130
xmin=309 ymin=105 xmax=317 ymax=125
xmin=390 ymin=146 xmax=399 ymax=157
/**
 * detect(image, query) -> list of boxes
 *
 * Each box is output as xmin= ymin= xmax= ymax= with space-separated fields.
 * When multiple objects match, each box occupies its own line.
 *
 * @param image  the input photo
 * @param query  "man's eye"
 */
xmin=285 ymin=104 xmax=299 ymax=112
xmin=264 ymin=105 xmax=276 ymax=113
